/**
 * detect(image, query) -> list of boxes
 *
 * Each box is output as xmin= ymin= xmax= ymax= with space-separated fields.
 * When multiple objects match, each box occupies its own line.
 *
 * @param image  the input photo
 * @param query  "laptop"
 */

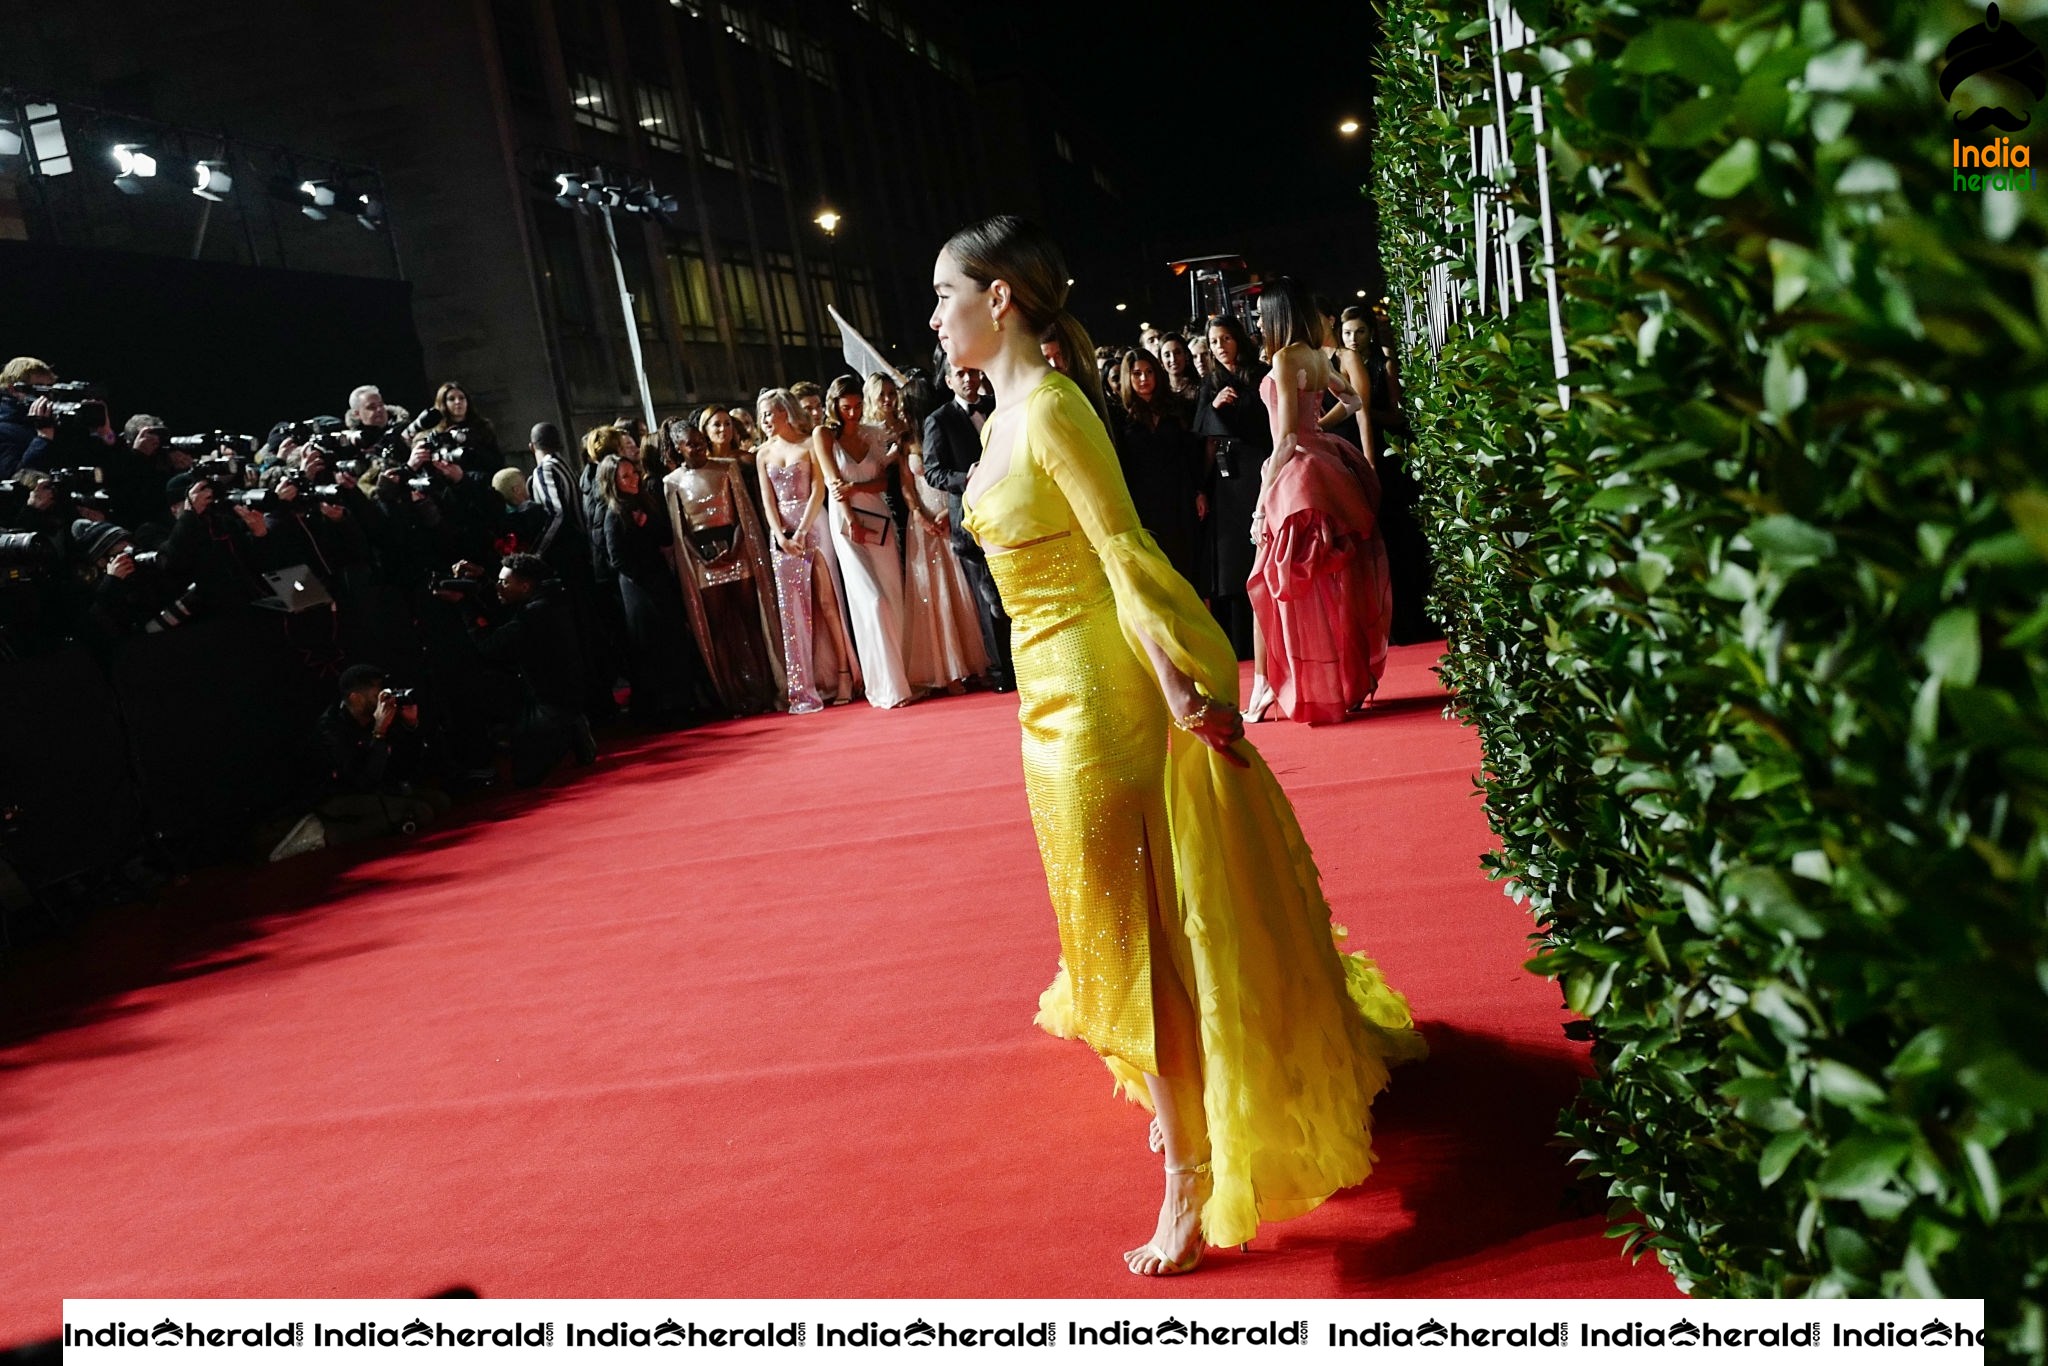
xmin=255 ymin=565 xmax=335 ymax=613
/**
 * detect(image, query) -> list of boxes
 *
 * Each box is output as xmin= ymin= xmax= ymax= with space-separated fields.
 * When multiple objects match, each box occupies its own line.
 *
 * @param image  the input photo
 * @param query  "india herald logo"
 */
xmin=1943 ymin=3 xmax=2046 ymax=132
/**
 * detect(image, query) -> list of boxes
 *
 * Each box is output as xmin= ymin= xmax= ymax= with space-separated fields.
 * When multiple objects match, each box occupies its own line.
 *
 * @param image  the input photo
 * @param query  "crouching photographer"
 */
xmin=437 ymin=552 xmax=596 ymax=786
xmin=305 ymin=663 xmax=452 ymax=849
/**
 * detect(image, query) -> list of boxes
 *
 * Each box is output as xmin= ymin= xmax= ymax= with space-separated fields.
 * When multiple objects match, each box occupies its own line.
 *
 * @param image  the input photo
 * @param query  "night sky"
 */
xmin=963 ymin=3 xmax=1382 ymax=261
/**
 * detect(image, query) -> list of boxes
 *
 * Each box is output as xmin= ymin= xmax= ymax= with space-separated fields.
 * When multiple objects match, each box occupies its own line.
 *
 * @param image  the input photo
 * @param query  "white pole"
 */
xmin=601 ymin=206 xmax=658 ymax=433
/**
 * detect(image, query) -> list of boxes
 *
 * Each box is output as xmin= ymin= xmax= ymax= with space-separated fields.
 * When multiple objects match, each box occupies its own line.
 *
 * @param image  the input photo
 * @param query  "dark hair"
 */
xmin=529 ymin=422 xmax=562 ymax=453
xmin=595 ymin=452 xmax=634 ymax=518
xmin=1204 ymin=313 xmax=1255 ymax=375
xmin=1256 ymin=277 xmax=1323 ymax=355
xmin=1117 ymin=349 xmax=1171 ymax=427
xmin=941 ymin=215 xmax=1109 ymax=427
xmin=338 ymin=663 xmax=387 ymax=697
xmin=821 ymin=374 xmax=863 ymax=434
xmin=500 ymin=552 xmax=549 ymax=587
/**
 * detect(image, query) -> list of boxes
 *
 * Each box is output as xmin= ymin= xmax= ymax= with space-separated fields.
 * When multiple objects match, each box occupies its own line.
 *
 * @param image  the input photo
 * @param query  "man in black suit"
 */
xmin=921 ymin=357 xmax=1011 ymax=690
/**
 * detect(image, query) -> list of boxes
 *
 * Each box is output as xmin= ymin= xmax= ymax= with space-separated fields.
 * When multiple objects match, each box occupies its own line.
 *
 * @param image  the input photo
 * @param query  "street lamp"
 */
xmin=1338 ymin=117 xmax=1361 ymax=136
xmin=814 ymin=207 xmax=841 ymax=235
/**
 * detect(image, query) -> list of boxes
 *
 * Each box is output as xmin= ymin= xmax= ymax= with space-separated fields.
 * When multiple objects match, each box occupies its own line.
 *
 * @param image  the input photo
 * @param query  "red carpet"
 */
xmin=0 ymin=644 xmax=1674 ymax=1343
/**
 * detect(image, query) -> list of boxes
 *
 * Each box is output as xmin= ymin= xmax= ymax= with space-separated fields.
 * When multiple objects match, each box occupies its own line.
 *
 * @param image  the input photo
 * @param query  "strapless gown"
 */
xmin=766 ymin=458 xmax=857 ymax=712
xmin=964 ymin=371 xmax=1423 ymax=1250
xmin=1248 ymin=373 xmax=1392 ymax=725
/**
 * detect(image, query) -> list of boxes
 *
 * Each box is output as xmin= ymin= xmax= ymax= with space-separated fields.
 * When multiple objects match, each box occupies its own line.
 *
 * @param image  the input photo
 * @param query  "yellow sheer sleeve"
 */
xmin=1028 ymin=378 xmax=1241 ymax=707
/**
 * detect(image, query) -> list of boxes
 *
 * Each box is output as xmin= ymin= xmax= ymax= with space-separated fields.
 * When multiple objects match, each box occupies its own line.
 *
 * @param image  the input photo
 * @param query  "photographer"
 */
xmin=161 ymin=472 xmax=266 ymax=618
xmin=343 ymin=384 xmax=409 ymax=464
xmin=446 ymin=552 xmax=597 ymax=785
xmin=1 ymin=356 xmax=116 ymax=477
xmin=401 ymin=381 xmax=503 ymax=479
xmin=309 ymin=663 xmax=451 ymax=847
xmin=66 ymin=518 xmax=203 ymax=649
xmin=101 ymin=414 xmax=176 ymax=531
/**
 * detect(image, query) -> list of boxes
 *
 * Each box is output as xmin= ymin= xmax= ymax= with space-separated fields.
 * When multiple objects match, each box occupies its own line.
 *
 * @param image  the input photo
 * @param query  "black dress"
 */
xmin=1113 ymin=407 xmax=1205 ymax=588
xmin=600 ymin=498 xmax=717 ymax=720
xmin=1190 ymin=361 xmax=1272 ymax=660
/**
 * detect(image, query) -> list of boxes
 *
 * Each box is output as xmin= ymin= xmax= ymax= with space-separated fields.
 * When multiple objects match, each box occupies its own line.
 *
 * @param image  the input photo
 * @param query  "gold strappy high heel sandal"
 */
xmin=1125 ymin=1161 xmax=1210 ymax=1277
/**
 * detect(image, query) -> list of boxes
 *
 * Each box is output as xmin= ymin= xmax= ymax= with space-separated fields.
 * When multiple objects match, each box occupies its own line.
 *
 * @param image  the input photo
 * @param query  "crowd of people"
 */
xmin=0 ymin=288 xmax=1414 ymax=859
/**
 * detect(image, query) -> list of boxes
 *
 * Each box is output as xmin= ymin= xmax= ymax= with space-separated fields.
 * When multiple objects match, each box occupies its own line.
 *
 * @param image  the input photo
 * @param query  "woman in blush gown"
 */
xmin=813 ymin=375 xmax=919 ymax=709
xmin=1246 ymin=278 xmax=1391 ymax=726
xmin=756 ymin=388 xmax=859 ymax=712
xmin=870 ymin=371 xmax=988 ymax=694
xmin=936 ymin=216 xmax=1421 ymax=1279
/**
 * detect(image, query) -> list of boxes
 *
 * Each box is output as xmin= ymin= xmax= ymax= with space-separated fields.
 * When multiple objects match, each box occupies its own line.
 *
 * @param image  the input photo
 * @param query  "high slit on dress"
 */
xmin=965 ymin=372 xmax=1425 ymax=1250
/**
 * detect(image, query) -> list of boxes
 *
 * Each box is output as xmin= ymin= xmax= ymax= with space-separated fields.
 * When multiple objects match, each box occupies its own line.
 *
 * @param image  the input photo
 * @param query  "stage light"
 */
xmin=1356 ymin=289 xmax=1367 ymax=298
xmin=1114 ymin=302 xmax=1128 ymax=312
xmin=193 ymin=160 xmax=233 ymax=201
xmin=356 ymin=193 xmax=386 ymax=231
xmin=299 ymin=179 xmax=336 ymax=220
xmin=1338 ymin=118 xmax=1361 ymax=136
xmin=813 ymin=207 xmax=841 ymax=235
xmin=112 ymin=143 xmax=158 ymax=194
xmin=1066 ymin=277 xmax=1074 ymax=285
xmin=554 ymin=172 xmax=586 ymax=209
xmin=0 ymin=124 xmax=21 ymax=159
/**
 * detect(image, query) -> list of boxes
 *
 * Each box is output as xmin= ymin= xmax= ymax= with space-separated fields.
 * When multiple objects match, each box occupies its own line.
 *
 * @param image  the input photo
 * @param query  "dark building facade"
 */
xmin=4 ymin=0 xmax=999 ymax=439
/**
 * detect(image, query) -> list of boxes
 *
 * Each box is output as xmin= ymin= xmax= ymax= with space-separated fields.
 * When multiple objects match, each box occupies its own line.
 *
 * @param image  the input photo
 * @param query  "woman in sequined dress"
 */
xmin=756 ymin=389 xmax=858 ymax=712
xmin=934 ymin=216 xmax=1423 ymax=1278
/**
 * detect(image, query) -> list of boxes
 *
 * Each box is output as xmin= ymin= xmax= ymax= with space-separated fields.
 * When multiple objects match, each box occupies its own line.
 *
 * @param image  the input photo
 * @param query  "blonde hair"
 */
xmin=942 ymin=217 xmax=1107 ymax=426
xmin=582 ymin=425 xmax=633 ymax=468
xmin=1 ymin=357 xmax=55 ymax=387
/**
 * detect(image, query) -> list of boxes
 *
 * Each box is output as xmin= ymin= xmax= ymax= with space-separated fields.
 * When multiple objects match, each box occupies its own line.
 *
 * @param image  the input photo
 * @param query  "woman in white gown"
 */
xmin=812 ymin=375 xmax=918 ymax=709
xmin=867 ymin=371 xmax=988 ymax=693
xmin=756 ymin=388 xmax=859 ymax=711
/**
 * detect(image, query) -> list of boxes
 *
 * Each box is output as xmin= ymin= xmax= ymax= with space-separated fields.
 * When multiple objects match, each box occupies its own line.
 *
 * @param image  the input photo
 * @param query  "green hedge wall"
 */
xmin=1372 ymin=0 xmax=2048 ymax=1349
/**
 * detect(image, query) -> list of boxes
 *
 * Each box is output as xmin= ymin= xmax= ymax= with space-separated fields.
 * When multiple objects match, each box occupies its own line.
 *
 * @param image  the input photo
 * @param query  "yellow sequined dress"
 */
xmin=963 ymin=372 xmax=1426 ymax=1249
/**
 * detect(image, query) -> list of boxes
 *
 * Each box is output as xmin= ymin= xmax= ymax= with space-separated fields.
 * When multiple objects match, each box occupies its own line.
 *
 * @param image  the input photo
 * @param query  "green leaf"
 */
xmin=1759 ymin=1132 xmax=1806 ymax=1188
xmin=1647 ymin=94 xmax=1735 ymax=148
xmin=1763 ymin=343 xmax=1809 ymax=418
xmin=1814 ymin=1060 xmax=1887 ymax=1108
xmin=1923 ymin=609 xmax=1982 ymax=688
xmin=1696 ymin=138 xmax=1761 ymax=198
xmin=1769 ymin=239 xmax=1815 ymax=312
xmin=1617 ymin=19 xmax=1741 ymax=88
xmin=1836 ymin=157 xmax=1900 ymax=194
xmin=1961 ymin=1140 xmax=2002 ymax=1221
xmin=2005 ymin=489 xmax=2048 ymax=560
xmin=1746 ymin=514 xmax=1835 ymax=570
xmin=1814 ymin=1134 xmax=1910 ymax=1199
xmin=1727 ymin=866 xmax=1825 ymax=938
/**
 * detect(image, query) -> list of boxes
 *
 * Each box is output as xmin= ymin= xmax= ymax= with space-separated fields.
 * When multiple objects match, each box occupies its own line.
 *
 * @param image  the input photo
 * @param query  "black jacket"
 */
xmin=0 ymin=394 xmax=54 ymax=478
xmin=469 ymin=581 xmax=586 ymax=713
xmin=921 ymin=400 xmax=982 ymax=548
xmin=316 ymin=701 xmax=426 ymax=796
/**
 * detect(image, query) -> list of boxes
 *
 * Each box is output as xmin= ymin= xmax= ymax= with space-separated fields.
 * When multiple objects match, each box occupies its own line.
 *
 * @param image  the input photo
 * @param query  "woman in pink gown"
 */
xmin=1247 ymin=278 xmax=1391 ymax=725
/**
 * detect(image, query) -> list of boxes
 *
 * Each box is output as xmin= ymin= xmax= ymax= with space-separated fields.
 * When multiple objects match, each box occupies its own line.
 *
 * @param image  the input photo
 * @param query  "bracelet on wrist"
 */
xmin=1173 ymin=699 xmax=1216 ymax=732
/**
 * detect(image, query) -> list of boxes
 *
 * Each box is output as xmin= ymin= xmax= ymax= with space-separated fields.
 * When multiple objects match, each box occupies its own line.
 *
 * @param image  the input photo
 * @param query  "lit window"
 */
xmin=570 ymin=70 xmax=620 ymax=133
xmin=851 ymin=0 xmax=872 ymax=15
xmin=670 ymin=0 xmax=704 ymax=13
xmin=876 ymin=3 xmax=898 ymax=37
xmin=720 ymin=3 xmax=753 ymax=43
xmin=902 ymin=21 xmax=919 ymax=54
xmin=635 ymin=85 xmax=684 ymax=151
xmin=767 ymin=22 xmax=795 ymax=67
xmin=801 ymin=40 xmax=838 ymax=87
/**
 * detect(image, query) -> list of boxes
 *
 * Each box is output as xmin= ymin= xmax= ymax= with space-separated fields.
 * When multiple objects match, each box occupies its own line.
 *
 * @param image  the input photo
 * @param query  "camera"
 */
xmin=227 ymin=488 xmax=278 ymax=512
xmin=0 ymin=529 xmax=58 ymax=579
xmin=25 ymin=381 xmax=110 ymax=432
xmin=388 ymin=688 xmax=417 ymax=705
xmin=48 ymin=467 xmax=112 ymax=513
xmin=167 ymin=431 xmax=257 ymax=456
xmin=425 ymin=427 xmax=468 ymax=455
xmin=430 ymin=575 xmax=486 ymax=599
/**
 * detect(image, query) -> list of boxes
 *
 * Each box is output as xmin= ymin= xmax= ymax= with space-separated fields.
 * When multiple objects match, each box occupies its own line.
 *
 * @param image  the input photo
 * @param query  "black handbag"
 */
xmin=848 ymin=505 xmax=892 ymax=546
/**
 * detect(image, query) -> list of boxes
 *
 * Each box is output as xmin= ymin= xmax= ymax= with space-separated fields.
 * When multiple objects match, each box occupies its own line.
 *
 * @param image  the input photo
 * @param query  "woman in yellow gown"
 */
xmin=934 ymin=217 xmax=1425 ymax=1276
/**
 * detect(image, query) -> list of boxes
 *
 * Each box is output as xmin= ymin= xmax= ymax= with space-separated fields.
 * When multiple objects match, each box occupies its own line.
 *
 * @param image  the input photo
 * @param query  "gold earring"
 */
xmin=994 ymin=316 xmax=1003 ymax=333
